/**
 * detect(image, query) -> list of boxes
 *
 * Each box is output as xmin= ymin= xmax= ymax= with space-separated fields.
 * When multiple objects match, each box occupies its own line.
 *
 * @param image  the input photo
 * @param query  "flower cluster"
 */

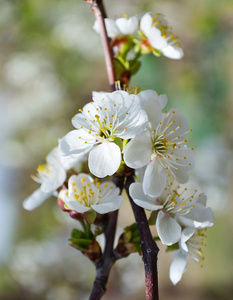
xmin=23 ymin=86 xmax=214 ymax=283
xmin=23 ymin=8 xmax=214 ymax=288
xmin=94 ymin=12 xmax=184 ymax=60
xmin=129 ymin=180 xmax=214 ymax=284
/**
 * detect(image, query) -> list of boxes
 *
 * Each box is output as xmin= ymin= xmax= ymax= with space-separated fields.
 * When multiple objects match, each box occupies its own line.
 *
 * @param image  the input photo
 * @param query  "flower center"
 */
xmin=73 ymin=179 xmax=97 ymax=207
xmin=95 ymin=114 xmax=115 ymax=140
xmin=31 ymin=163 xmax=52 ymax=183
xmin=152 ymin=135 xmax=167 ymax=154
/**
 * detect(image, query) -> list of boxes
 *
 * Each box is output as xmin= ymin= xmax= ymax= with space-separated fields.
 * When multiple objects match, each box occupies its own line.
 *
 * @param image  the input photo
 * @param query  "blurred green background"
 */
xmin=0 ymin=0 xmax=233 ymax=299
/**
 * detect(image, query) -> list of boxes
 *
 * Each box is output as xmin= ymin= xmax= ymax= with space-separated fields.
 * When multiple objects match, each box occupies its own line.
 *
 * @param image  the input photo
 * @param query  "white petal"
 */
xmin=92 ymin=195 xmax=122 ymax=214
xmin=129 ymin=182 xmax=163 ymax=211
xmin=143 ymin=157 xmax=167 ymax=197
xmin=169 ymin=167 xmax=189 ymax=184
xmin=59 ymin=130 xmax=94 ymax=157
xmin=140 ymin=13 xmax=153 ymax=36
xmin=60 ymin=154 xmax=85 ymax=170
xmin=168 ymin=148 xmax=195 ymax=184
xmin=180 ymin=227 xmax=196 ymax=252
xmin=46 ymin=147 xmax=60 ymax=162
xmin=88 ymin=142 xmax=121 ymax=178
xmin=104 ymin=18 xmax=121 ymax=38
xmin=118 ymin=108 xmax=148 ymax=139
xmin=196 ymin=194 xmax=207 ymax=206
xmin=92 ymin=91 xmax=107 ymax=105
xmin=98 ymin=182 xmax=119 ymax=199
xmin=68 ymin=173 xmax=94 ymax=196
xmin=147 ymin=27 xmax=168 ymax=50
xmin=137 ymin=90 xmax=164 ymax=126
xmin=93 ymin=19 xmax=120 ymax=39
xmin=178 ymin=203 xmax=214 ymax=229
xmin=65 ymin=199 xmax=90 ymax=213
xmin=93 ymin=20 xmax=100 ymax=34
xmin=57 ymin=189 xmax=68 ymax=202
xmin=23 ymin=189 xmax=53 ymax=211
xmin=115 ymin=16 xmax=139 ymax=35
xmin=156 ymin=210 xmax=181 ymax=245
xmin=158 ymin=94 xmax=168 ymax=109
xmin=169 ymin=250 xmax=188 ymax=285
xmin=41 ymin=166 xmax=66 ymax=193
xmin=123 ymin=130 xmax=152 ymax=168
xmin=162 ymin=108 xmax=188 ymax=141
xmin=162 ymin=45 xmax=184 ymax=60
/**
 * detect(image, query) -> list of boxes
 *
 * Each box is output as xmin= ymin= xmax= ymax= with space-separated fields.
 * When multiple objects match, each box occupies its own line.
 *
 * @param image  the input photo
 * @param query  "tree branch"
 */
xmin=89 ymin=173 xmax=125 ymax=300
xmin=125 ymin=173 xmax=160 ymax=300
xmin=89 ymin=212 xmax=118 ymax=300
xmin=89 ymin=0 xmax=115 ymax=91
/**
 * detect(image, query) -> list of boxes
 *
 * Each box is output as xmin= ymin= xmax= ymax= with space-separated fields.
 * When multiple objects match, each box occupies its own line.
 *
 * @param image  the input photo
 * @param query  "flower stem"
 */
xmin=125 ymin=172 xmax=160 ymax=300
xmin=89 ymin=0 xmax=115 ymax=91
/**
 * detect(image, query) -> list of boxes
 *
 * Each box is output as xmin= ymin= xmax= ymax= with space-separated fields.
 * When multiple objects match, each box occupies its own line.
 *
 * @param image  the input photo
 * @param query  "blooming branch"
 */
xmin=23 ymin=1 xmax=215 ymax=299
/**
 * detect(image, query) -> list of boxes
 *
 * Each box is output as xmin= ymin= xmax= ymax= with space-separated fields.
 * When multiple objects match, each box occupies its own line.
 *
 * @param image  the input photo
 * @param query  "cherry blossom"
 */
xmin=59 ymin=90 xmax=148 ymax=178
xmin=23 ymin=147 xmax=82 ymax=210
xmin=139 ymin=13 xmax=184 ymax=59
xmin=129 ymin=181 xmax=213 ymax=246
xmin=61 ymin=173 xmax=122 ymax=214
xmin=169 ymin=228 xmax=208 ymax=285
xmin=124 ymin=91 xmax=194 ymax=197
xmin=93 ymin=15 xmax=139 ymax=39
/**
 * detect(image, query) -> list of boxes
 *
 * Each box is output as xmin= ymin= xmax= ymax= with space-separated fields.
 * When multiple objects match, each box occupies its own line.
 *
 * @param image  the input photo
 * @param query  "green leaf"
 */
xmin=71 ymin=228 xmax=86 ymax=239
xmin=113 ymin=58 xmax=126 ymax=80
xmin=69 ymin=238 xmax=93 ymax=251
xmin=129 ymin=60 xmax=141 ymax=75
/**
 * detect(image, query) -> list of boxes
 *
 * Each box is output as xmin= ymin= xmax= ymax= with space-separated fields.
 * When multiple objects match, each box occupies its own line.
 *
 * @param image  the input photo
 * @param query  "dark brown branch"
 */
xmin=89 ymin=211 xmax=118 ymax=300
xmin=89 ymin=173 xmax=125 ymax=300
xmin=125 ymin=173 xmax=159 ymax=300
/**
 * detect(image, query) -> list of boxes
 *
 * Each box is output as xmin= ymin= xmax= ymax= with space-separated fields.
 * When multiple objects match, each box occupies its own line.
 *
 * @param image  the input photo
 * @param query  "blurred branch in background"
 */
xmin=0 ymin=0 xmax=233 ymax=299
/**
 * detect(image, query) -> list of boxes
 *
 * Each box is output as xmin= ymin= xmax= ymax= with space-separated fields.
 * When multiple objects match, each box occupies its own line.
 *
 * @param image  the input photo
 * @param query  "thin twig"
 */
xmin=90 ymin=0 xmax=115 ymax=91
xmin=125 ymin=173 xmax=159 ymax=300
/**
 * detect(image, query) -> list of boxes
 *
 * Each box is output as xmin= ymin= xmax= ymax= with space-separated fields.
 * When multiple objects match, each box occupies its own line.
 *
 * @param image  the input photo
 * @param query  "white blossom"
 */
xmin=139 ymin=13 xmax=184 ymax=59
xmin=23 ymin=147 xmax=82 ymax=210
xmin=169 ymin=228 xmax=208 ymax=285
xmin=129 ymin=181 xmax=212 ymax=246
xmin=124 ymin=90 xmax=194 ymax=197
xmin=93 ymin=15 xmax=139 ymax=39
xmin=59 ymin=90 xmax=148 ymax=178
xmin=61 ymin=173 xmax=122 ymax=214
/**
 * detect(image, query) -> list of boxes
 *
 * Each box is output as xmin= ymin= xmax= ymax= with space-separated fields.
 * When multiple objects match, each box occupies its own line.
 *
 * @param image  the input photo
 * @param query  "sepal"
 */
xmin=83 ymin=209 xmax=97 ymax=224
xmin=166 ymin=243 xmax=179 ymax=253
xmin=148 ymin=211 xmax=158 ymax=226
